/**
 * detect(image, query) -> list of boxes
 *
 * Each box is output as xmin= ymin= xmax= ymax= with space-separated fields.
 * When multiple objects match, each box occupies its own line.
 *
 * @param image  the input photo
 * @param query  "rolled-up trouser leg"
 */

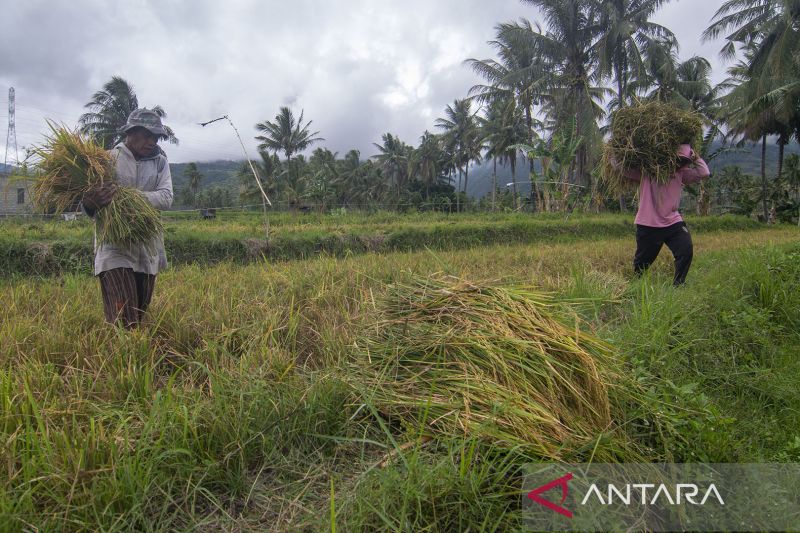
xmin=134 ymin=272 xmax=156 ymax=322
xmin=99 ymin=267 xmax=138 ymax=328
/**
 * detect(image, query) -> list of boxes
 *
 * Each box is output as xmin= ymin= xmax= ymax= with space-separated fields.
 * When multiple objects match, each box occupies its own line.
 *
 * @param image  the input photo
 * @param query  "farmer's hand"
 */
xmin=82 ymin=183 xmax=117 ymax=212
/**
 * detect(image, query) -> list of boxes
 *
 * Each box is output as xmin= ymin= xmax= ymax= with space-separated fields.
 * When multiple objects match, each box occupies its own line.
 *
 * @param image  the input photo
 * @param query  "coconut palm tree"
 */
xmin=238 ymin=151 xmax=279 ymax=206
xmin=467 ymin=19 xmax=549 ymax=187
xmin=372 ymin=133 xmax=412 ymax=199
xmin=518 ymin=0 xmax=606 ymax=187
xmin=703 ymin=0 xmax=796 ymax=62
xmin=705 ymin=0 xmax=800 ymax=178
xmin=411 ymin=131 xmax=443 ymax=199
xmin=595 ymin=0 xmax=676 ymax=110
xmin=79 ymin=76 xmax=178 ymax=149
xmin=717 ymin=44 xmax=779 ymax=220
xmin=637 ymin=41 xmax=720 ymax=114
xmin=182 ymin=163 xmax=203 ymax=207
xmin=480 ymin=97 xmax=508 ymax=211
xmin=480 ymin=94 xmax=529 ymax=210
xmin=336 ymin=149 xmax=362 ymax=206
xmin=436 ymin=99 xmax=481 ymax=206
xmin=255 ymin=107 xmax=323 ymax=163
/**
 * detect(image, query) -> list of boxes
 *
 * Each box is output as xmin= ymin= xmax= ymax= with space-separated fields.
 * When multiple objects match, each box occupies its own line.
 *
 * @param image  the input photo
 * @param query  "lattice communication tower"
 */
xmin=4 ymin=87 xmax=19 ymax=168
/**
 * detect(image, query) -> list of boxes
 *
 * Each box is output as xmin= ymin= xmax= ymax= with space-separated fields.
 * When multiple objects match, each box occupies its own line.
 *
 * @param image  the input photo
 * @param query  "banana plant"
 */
xmin=512 ymin=119 xmax=583 ymax=212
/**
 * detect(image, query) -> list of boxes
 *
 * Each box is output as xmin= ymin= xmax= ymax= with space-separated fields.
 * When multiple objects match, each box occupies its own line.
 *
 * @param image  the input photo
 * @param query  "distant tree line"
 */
xmin=77 ymin=0 xmax=800 ymax=220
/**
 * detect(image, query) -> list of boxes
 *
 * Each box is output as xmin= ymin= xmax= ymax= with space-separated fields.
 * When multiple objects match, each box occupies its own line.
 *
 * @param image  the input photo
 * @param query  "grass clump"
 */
xmin=601 ymin=101 xmax=703 ymax=191
xmin=32 ymin=125 xmax=163 ymax=251
xmin=333 ymin=439 xmax=528 ymax=532
xmin=350 ymin=274 xmax=628 ymax=460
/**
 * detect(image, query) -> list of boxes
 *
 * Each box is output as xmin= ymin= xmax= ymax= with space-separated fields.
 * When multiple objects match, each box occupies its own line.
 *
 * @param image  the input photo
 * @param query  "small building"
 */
xmin=0 ymin=171 xmax=34 ymax=215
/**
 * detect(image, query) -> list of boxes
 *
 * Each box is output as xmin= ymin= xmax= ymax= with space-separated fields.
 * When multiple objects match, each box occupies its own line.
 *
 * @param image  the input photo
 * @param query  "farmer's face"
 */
xmin=125 ymin=128 xmax=160 ymax=159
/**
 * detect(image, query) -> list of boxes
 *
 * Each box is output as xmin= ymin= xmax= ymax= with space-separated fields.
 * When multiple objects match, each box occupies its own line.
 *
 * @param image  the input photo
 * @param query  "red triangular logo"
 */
xmin=527 ymin=472 xmax=573 ymax=518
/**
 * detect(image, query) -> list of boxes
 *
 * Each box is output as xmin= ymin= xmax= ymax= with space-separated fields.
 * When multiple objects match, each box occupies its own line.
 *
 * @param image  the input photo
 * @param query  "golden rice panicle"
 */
xmin=350 ymin=274 xmax=631 ymax=460
xmin=32 ymin=124 xmax=164 ymax=249
xmin=32 ymin=124 xmax=114 ymax=214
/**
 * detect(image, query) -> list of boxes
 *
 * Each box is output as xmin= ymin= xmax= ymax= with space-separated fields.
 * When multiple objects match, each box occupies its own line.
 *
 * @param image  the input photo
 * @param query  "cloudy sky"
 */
xmin=1 ymin=0 xmax=728 ymax=164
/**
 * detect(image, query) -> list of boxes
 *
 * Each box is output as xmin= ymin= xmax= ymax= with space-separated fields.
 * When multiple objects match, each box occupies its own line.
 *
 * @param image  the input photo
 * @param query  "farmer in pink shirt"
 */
xmin=622 ymin=144 xmax=710 ymax=285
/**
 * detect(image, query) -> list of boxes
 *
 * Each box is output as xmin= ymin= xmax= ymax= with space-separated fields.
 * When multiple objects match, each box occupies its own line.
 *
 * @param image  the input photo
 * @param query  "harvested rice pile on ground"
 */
xmin=351 ymin=275 xmax=629 ymax=460
xmin=32 ymin=126 xmax=163 ymax=251
xmin=601 ymin=101 xmax=703 ymax=193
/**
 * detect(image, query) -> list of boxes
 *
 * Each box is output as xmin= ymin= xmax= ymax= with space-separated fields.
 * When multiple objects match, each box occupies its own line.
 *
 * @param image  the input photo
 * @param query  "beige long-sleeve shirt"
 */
xmin=93 ymin=143 xmax=173 ymax=275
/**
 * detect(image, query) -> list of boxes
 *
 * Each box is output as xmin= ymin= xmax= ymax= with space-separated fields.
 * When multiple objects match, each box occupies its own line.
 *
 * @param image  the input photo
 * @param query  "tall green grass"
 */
xmin=0 ymin=228 xmax=798 ymax=530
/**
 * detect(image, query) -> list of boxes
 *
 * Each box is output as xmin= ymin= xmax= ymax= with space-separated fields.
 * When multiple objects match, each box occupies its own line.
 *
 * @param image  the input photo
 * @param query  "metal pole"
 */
xmin=199 ymin=115 xmax=272 ymax=207
xmin=199 ymin=114 xmax=272 ymax=238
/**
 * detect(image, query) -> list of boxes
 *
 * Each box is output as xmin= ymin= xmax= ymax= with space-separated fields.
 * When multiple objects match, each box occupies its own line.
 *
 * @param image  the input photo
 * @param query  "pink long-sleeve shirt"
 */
xmin=624 ymin=158 xmax=710 ymax=227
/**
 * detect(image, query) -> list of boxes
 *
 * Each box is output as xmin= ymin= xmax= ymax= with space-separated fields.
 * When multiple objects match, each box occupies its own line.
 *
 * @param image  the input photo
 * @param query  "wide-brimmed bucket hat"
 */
xmin=121 ymin=108 xmax=168 ymax=138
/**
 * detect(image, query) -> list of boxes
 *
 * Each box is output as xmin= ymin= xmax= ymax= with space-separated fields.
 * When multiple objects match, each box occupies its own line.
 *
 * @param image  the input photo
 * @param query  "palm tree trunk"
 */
xmin=574 ymin=82 xmax=586 ymax=188
xmin=761 ymin=134 xmax=768 ymax=222
xmin=567 ymin=159 xmax=577 ymax=212
xmin=525 ymin=105 xmax=538 ymax=213
xmin=457 ymin=168 xmax=462 ymax=212
xmin=511 ymin=161 xmax=518 ymax=210
xmin=777 ymin=137 xmax=785 ymax=180
xmin=617 ymin=66 xmax=627 ymax=212
xmin=492 ymin=157 xmax=497 ymax=212
xmin=464 ymin=164 xmax=469 ymax=201
xmin=397 ymin=167 xmax=402 ymax=200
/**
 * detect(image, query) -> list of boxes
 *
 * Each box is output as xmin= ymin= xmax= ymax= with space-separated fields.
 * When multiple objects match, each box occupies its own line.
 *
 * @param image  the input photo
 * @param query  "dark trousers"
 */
xmin=634 ymin=222 xmax=693 ymax=285
xmin=98 ymin=268 xmax=156 ymax=328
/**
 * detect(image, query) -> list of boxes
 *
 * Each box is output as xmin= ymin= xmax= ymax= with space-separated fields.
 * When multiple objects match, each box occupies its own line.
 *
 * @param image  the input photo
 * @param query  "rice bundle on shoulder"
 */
xmin=32 ymin=125 xmax=163 ymax=251
xmin=600 ymin=101 xmax=703 ymax=192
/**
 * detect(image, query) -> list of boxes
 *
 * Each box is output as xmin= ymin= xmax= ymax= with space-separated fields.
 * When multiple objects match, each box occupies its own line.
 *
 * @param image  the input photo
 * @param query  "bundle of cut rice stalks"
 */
xmin=32 ymin=125 xmax=163 ymax=251
xmin=350 ymin=274 xmax=638 ymax=461
xmin=600 ymin=101 xmax=703 ymax=194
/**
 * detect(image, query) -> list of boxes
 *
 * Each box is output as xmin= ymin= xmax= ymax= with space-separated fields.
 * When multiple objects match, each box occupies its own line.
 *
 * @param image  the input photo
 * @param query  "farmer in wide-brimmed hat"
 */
xmin=81 ymin=109 xmax=173 ymax=327
xmin=620 ymin=143 xmax=710 ymax=285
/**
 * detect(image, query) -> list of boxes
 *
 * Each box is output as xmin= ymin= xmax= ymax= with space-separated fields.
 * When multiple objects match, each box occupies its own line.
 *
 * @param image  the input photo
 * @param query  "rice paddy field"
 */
xmin=1 ymin=211 xmax=799 ymax=531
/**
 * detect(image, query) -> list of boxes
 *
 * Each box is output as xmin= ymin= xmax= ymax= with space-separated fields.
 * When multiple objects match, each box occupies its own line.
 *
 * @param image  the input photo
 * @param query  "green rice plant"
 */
xmin=349 ymin=274 xmax=630 ymax=460
xmin=601 ymin=101 xmax=704 ymax=193
xmin=332 ymin=438 xmax=529 ymax=532
xmin=95 ymin=186 xmax=163 ymax=253
xmin=31 ymin=125 xmax=163 ymax=250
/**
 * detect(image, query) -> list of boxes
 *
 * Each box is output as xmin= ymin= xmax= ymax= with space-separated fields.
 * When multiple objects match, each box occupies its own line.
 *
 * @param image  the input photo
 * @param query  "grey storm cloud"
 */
xmin=1 ymin=0 xmax=727 ymax=164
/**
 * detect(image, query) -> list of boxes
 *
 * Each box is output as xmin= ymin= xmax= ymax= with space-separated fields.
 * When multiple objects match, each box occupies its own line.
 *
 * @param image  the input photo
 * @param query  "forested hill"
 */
xmin=167 ymin=141 xmax=799 ymax=199
xmin=169 ymin=160 xmax=242 ymax=192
